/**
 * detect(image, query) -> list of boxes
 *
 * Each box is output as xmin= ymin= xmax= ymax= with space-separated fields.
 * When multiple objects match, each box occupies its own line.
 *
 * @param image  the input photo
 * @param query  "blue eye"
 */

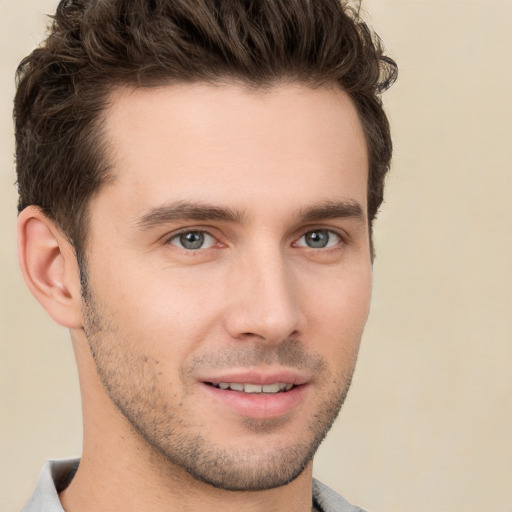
xmin=296 ymin=230 xmax=341 ymax=249
xmin=169 ymin=231 xmax=216 ymax=250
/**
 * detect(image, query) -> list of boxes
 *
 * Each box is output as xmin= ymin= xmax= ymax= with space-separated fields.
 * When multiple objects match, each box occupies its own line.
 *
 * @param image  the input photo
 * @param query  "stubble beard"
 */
xmin=80 ymin=273 xmax=358 ymax=491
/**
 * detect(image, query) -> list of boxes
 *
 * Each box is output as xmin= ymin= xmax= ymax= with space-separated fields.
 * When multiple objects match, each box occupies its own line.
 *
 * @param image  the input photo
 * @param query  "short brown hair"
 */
xmin=14 ymin=0 xmax=397 ymax=253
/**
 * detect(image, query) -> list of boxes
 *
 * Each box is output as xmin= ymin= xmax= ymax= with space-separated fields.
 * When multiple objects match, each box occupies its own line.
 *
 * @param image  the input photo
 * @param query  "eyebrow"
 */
xmin=297 ymin=200 xmax=365 ymax=223
xmin=135 ymin=198 xmax=365 ymax=230
xmin=136 ymin=201 xmax=246 ymax=230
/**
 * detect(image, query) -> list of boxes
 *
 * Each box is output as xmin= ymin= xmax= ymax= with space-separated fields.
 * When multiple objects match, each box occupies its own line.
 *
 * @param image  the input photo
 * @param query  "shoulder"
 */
xmin=312 ymin=478 xmax=368 ymax=512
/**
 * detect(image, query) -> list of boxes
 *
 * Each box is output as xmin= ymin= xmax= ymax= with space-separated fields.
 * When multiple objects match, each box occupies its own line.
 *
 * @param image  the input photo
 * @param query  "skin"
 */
xmin=18 ymin=82 xmax=371 ymax=512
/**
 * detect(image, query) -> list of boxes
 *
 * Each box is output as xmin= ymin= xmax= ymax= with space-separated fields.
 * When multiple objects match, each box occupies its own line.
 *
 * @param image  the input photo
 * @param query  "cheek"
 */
xmin=96 ymin=263 xmax=230 ymax=357
xmin=300 ymin=264 xmax=372 ymax=355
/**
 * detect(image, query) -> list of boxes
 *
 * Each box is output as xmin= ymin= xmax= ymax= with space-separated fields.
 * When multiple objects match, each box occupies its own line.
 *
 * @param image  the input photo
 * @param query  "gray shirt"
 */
xmin=21 ymin=459 xmax=367 ymax=512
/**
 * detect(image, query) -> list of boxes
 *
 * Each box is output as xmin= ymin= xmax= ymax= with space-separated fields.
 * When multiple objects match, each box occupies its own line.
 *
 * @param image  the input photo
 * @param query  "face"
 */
xmin=79 ymin=83 xmax=371 ymax=491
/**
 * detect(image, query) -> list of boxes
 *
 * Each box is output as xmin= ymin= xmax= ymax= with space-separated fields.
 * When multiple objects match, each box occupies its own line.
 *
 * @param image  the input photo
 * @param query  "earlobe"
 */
xmin=17 ymin=206 xmax=83 ymax=329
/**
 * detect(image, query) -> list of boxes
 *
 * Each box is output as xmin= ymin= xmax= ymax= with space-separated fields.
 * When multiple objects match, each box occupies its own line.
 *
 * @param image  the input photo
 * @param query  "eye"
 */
xmin=295 ymin=229 xmax=341 ymax=249
xmin=168 ymin=231 xmax=217 ymax=250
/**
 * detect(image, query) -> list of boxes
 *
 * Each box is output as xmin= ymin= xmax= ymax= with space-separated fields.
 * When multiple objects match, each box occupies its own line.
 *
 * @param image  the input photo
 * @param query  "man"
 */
xmin=14 ymin=0 xmax=396 ymax=510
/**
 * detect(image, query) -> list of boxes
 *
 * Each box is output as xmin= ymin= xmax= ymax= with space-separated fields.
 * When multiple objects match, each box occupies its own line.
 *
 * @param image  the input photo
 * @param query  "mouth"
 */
xmin=200 ymin=374 xmax=309 ymax=419
xmin=206 ymin=382 xmax=295 ymax=394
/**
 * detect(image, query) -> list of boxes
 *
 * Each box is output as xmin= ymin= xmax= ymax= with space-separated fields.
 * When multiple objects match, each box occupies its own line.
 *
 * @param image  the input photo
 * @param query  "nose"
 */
xmin=223 ymin=246 xmax=303 ymax=343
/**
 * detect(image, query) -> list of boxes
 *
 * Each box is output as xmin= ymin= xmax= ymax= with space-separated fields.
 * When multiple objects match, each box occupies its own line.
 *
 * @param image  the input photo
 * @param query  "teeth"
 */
xmin=262 ymin=383 xmax=281 ymax=393
xmin=214 ymin=382 xmax=294 ymax=394
xmin=244 ymin=384 xmax=262 ymax=393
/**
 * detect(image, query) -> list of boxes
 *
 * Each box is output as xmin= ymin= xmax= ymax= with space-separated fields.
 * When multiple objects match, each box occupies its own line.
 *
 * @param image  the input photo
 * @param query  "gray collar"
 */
xmin=22 ymin=459 xmax=367 ymax=512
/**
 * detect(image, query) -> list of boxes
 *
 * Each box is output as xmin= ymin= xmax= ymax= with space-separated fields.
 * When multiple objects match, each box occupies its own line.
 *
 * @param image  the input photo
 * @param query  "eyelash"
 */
xmin=166 ymin=228 xmax=345 ymax=252
xmin=294 ymin=229 xmax=343 ymax=249
xmin=167 ymin=230 xmax=219 ymax=251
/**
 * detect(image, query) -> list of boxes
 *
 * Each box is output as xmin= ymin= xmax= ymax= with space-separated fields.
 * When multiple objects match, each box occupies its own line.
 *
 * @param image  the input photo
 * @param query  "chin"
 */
xmin=164 ymin=439 xmax=317 ymax=491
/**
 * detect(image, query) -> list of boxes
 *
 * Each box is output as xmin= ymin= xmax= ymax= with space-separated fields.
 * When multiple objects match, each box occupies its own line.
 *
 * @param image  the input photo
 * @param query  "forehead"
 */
xmin=98 ymin=82 xmax=368 ymax=219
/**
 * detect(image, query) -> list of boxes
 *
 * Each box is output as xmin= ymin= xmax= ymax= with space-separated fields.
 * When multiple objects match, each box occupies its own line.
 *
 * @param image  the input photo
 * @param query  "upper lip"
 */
xmin=200 ymin=369 xmax=309 ymax=386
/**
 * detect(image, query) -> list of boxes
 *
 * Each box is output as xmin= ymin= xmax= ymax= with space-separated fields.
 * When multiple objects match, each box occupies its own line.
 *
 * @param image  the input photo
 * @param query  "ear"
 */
xmin=17 ymin=206 xmax=83 ymax=329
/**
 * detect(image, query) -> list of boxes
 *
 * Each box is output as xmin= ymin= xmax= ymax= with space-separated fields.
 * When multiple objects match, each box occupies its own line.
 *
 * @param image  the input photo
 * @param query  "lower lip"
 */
xmin=200 ymin=383 xmax=309 ymax=419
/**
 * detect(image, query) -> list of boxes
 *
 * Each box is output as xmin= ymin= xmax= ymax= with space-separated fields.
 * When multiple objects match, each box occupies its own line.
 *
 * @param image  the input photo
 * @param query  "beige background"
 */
xmin=1 ymin=1 xmax=511 ymax=511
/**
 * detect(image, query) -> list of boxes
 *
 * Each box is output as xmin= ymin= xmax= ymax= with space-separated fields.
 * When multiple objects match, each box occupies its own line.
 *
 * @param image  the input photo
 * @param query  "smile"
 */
xmin=208 ymin=382 xmax=294 ymax=393
xmin=202 ymin=379 xmax=308 ymax=419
